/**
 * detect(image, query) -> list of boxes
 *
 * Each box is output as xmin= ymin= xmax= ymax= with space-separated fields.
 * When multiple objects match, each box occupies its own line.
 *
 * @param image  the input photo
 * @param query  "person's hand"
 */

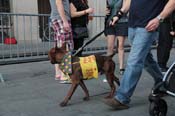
xmin=170 ymin=31 xmax=175 ymax=36
xmin=110 ymin=16 xmax=119 ymax=26
xmin=85 ymin=8 xmax=94 ymax=14
xmin=145 ymin=18 xmax=160 ymax=32
xmin=63 ymin=21 xmax=70 ymax=32
xmin=105 ymin=8 xmax=110 ymax=15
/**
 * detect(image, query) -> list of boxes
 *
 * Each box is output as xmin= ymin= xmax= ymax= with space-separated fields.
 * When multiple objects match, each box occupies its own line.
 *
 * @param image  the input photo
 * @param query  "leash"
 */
xmin=72 ymin=12 xmax=119 ymax=57
xmin=73 ymin=30 xmax=104 ymax=56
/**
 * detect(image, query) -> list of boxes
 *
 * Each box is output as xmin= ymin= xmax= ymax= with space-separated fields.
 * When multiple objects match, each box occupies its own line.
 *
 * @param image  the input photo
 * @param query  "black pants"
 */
xmin=73 ymin=37 xmax=84 ymax=57
xmin=157 ymin=21 xmax=173 ymax=68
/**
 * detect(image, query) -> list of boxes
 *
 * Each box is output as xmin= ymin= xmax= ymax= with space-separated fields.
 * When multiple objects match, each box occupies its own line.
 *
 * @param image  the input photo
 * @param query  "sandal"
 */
xmin=55 ymin=75 xmax=61 ymax=80
xmin=55 ymin=70 xmax=64 ymax=80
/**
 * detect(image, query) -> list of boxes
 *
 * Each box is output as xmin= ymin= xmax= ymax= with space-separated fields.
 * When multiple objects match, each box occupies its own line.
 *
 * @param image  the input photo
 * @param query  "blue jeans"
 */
xmin=115 ymin=28 xmax=163 ymax=104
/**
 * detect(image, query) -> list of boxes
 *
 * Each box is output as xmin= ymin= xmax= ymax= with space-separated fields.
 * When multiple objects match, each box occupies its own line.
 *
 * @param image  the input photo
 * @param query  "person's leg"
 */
xmin=103 ymin=27 xmax=116 ymax=83
xmin=73 ymin=37 xmax=84 ymax=56
xmin=102 ymin=34 xmax=116 ymax=83
xmin=115 ymin=28 xmax=158 ymax=104
xmin=52 ymin=20 xmax=63 ymax=80
xmin=59 ymin=20 xmax=73 ymax=83
xmin=55 ymin=64 xmax=63 ymax=80
xmin=107 ymin=35 xmax=116 ymax=55
xmin=52 ymin=19 xmax=71 ymax=83
xmin=157 ymin=22 xmax=173 ymax=71
xmin=54 ymin=41 xmax=67 ymax=81
xmin=117 ymin=36 xmax=126 ymax=74
xmin=144 ymin=52 xmax=163 ymax=85
xmin=105 ymin=25 xmax=116 ymax=55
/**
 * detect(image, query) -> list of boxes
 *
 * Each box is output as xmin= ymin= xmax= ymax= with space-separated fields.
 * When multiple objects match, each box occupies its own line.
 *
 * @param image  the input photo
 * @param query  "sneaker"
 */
xmin=160 ymin=67 xmax=168 ymax=72
xmin=59 ymin=74 xmax=71 ymax=84
xmin=59 ymin=79 xmax=71 ymax=84
xmin=119 ymin=69 xmax=125 ymax=75
xmin=159 ymin=65 xmax=169 ymax=71
xmin=152 ymin=40 xmax=158 ymax=46
xmin=153 ymin=87 xmax=168 ymax=97
xmin=103 ymin=98 xmax=129 ymax=110
xmin=103 ymin=78 xmax=107 ymax=83
xmin=160 ymin=67 xmax=169 ymax=74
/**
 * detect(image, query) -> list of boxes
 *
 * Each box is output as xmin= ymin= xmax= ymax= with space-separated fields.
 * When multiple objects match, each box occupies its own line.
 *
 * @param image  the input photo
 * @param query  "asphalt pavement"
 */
xmin=0 ymin=48 xmax=175 ymax=116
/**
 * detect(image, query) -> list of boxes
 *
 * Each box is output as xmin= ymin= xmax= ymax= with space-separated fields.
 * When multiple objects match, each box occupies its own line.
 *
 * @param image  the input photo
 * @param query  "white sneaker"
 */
xmin=103 ymin=78 xmax=107 ymax=83
xmin=59 ymin=74 xmax=71 ymax=84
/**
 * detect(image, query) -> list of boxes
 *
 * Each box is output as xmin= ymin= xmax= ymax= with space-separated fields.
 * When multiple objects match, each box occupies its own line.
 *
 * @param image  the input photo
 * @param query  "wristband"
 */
xmin=110 ymin=10 xmax=124 ymax=24
xmin=115 ymin=10 xmax=124 ymax=20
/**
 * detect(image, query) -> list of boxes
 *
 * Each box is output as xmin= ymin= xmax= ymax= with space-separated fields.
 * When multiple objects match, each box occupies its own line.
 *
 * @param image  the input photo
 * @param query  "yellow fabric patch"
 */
xmin=79 ymin=55 xmax=98 ymax=79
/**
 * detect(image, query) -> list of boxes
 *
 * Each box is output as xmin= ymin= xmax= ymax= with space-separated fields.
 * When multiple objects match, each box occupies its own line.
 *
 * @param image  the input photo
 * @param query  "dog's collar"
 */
xmin=59 ymin=52 xmax=72 ymax=74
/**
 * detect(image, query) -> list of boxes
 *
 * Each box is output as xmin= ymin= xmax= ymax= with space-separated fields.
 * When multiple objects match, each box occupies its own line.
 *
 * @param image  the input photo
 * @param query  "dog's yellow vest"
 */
xmin=79 ymin=55 xmax=98 ymax=79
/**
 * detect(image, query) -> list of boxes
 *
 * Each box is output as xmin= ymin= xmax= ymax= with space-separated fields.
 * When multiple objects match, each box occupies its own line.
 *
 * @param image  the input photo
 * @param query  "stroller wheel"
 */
xmin=149 ymin=98 xmax=167 ymax=116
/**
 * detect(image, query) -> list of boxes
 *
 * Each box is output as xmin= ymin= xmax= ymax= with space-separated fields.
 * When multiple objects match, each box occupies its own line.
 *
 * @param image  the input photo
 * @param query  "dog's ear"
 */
xmin=48 ymin=48 xmax=56 ymax=64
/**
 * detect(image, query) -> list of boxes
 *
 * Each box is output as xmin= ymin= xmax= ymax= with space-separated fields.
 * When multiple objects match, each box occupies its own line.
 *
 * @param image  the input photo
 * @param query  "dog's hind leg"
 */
xmin=60 ymin=83 xmax=78 ymax=107
xmin=79 ymin=80 xmax=90 ymax=101
xmin=103 ymin=61 xmax=117 ymax=98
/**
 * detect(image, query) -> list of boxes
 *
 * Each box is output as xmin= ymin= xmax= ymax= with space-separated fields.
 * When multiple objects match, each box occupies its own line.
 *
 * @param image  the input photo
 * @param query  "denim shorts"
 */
xmin=104 ymin=22 xmax=128 ymax=36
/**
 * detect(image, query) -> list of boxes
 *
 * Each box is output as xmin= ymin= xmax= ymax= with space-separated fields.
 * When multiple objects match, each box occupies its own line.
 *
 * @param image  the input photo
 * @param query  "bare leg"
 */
xmin=107 ymin=35 xmax=116 ymax=55
xmin=55 ymin=64 xmax=62 ymax=79
xmin=103 ymin=35 xmax=116 ymax=82
xmin=117 ymin=36 xmax=126 ymax=70
xmin=55 ymin=39 xmax=62 ymax=80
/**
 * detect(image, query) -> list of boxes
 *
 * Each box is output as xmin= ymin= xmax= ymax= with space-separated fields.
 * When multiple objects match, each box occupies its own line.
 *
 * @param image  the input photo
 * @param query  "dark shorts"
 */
xmin=104 ymin=22 xmax=128 ymax=36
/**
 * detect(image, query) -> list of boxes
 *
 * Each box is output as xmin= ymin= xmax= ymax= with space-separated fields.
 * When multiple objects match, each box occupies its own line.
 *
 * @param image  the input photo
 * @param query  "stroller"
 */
xmin=149 ymin=61 xmax=175 ymax=116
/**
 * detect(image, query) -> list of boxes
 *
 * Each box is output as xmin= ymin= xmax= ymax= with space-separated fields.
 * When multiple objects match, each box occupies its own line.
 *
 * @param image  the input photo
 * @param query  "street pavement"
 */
xmin=0 ymin=48 xmax=175 ymax=116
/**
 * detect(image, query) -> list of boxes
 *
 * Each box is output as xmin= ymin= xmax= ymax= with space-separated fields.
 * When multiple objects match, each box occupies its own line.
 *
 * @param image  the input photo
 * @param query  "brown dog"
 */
xmin=48 ymin=43 xmax=120 ymax=107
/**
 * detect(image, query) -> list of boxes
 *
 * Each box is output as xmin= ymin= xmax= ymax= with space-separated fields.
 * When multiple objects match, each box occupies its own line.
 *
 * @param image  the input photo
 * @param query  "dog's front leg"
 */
xmin=60 ymin=83 xmax=78 ymax=107
xmin=105 ymin=73 xmax=116 ymax=98
xmin=79 ymin=80 xmax=90 ymax=101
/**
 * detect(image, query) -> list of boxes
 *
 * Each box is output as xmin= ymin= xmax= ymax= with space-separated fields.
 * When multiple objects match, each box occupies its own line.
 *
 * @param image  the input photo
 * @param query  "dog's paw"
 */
xmin=60 ymin=101 xmax=67 ymax=107
xmin=83 ymin=97 xmax=90 ymax=101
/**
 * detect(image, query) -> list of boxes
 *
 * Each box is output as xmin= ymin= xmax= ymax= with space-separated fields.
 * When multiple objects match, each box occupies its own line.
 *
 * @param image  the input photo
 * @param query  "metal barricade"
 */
xmin=1 ymin=13 xmax=174 ymax=65
xmin=0 ymin=13 xmax=108 ymax=65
